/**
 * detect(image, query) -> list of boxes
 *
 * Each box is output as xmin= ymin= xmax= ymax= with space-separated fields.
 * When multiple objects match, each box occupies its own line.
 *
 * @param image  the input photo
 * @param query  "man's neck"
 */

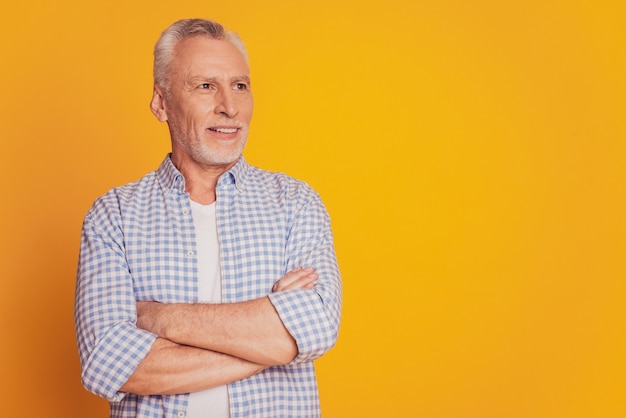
xmin=171 ymin=154 xmax=239 ymax=205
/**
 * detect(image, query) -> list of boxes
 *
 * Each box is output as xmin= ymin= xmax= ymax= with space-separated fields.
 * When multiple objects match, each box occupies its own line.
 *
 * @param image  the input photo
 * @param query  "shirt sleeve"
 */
xmin=74 ymin=197 xmax=157 ymax=401
xmin=267 ymin=189 xmax=342 ymax=363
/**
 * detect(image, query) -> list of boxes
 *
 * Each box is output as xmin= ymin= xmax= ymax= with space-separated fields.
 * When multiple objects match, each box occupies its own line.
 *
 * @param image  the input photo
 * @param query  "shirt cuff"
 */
xmin=81 ymin=323 xmax=157 ymax=401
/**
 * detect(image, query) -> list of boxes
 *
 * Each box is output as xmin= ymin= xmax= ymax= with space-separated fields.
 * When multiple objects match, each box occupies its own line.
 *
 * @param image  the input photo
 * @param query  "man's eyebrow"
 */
xmin=232 ymin=75 xmax=251 ymax=84
xmin=187 ymin=75 xmax=251 ymax=83
xmin=187 ymin=76 xmax=218 ymax=84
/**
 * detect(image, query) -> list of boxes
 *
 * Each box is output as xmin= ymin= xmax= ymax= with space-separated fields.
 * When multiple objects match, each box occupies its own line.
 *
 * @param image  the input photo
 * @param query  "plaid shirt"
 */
xmin=74 ymin=155 xmax=342 ymax=418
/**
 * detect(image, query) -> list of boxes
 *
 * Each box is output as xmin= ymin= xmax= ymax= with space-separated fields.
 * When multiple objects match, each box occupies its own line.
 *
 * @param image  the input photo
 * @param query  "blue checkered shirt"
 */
xmin=74 ymin=155 xmax=342 ymax=418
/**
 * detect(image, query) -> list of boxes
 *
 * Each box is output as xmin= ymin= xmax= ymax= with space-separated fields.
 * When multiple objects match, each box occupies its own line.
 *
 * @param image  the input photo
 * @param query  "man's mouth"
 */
xmin=209 ymin=127 xmax=238 ymax=134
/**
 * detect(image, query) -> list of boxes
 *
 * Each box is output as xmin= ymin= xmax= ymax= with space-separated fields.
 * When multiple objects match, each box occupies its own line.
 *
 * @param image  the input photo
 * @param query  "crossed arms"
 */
xmin=120 ymin=268 xmax=318 ymax=395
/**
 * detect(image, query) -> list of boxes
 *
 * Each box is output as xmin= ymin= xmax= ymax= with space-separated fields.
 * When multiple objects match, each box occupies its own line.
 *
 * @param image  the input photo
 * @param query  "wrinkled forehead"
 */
xmin=172 ymin=35 xmax=249 ymax=76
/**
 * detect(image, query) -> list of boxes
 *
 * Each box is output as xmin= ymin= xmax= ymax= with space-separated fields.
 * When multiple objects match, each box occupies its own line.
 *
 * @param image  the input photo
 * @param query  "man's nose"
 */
xmin=214 ymin=89 xmax=238 ymax=118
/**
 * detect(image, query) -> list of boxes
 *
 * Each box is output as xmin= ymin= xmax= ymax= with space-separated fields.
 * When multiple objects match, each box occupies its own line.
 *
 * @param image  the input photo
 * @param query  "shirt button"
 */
xmin=187 ymin=250 xmax=194 ymax=257
xmin=177 ymin=412 xmax=186 ymax=418
xmin=182 ymin=209 xmax=189 ymax=215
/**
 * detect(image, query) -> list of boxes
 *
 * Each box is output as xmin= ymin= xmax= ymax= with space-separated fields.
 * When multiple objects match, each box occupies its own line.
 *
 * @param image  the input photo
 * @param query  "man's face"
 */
xmin=153 ymin=35 xmax=253 ymax=170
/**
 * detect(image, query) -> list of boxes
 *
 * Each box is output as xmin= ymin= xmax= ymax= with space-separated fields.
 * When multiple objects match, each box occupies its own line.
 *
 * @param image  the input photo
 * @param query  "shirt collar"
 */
xmin=156 ymin=154 xmax=185 ymax=194
xmin=156 ymin=153 xmax=250 ymax=195
xmin=221 ymin=155 xmax=250 ymax=192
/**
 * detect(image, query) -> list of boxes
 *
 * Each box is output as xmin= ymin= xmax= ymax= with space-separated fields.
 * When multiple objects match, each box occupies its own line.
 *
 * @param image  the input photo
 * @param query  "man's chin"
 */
xmin=203 ymin=152 xmax=243 ymax=167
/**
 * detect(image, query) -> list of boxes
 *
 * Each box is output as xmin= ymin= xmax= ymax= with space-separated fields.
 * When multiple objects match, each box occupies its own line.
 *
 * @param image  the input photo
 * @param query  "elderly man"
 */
xmin=74 ymin=18 xmax=342 ymax=418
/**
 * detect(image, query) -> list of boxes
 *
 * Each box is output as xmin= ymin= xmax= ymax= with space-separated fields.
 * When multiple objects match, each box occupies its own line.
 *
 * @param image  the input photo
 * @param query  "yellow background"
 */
xmin=1 ymin=0 xmax=625 ymax=417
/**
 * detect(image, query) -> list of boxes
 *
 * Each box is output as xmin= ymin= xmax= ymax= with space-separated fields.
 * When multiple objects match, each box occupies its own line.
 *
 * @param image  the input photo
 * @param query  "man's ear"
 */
xmin=150 ymin=86 xmax=168 ymax=122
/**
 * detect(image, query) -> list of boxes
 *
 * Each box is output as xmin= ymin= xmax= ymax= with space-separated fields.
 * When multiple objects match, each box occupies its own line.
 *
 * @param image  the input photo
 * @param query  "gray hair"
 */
xmin=153 ymin=18 xmax=249 ymax=91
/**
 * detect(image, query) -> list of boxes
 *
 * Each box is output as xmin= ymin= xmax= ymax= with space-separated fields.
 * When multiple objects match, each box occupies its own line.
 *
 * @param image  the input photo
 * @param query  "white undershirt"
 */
xmin=186 ymin=201 xmax=230 ymax=418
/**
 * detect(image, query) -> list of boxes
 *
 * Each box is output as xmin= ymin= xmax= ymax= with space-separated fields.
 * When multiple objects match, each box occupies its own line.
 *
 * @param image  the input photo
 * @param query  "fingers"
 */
xmin=135 ymin=301 xmax=161 ymax=332
xmin=272 ymin=267 xmax=318 ymax=292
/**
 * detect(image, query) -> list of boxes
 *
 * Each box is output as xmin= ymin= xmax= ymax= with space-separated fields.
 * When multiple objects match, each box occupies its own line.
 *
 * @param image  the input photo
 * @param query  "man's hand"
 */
xmin=136 ymin=301 xmax=165 ymax=337
xmin=272 ymin=267 xmax=318 ymax=292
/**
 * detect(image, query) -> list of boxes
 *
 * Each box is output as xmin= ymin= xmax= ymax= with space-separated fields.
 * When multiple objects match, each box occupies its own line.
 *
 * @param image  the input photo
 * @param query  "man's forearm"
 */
xmin=120 ymin=337 xmax=266 ymax=396
xmin=137 ymin=296 xmax=297 ymax=366
xmin=136 ymin=267 xmax=318 ymax=366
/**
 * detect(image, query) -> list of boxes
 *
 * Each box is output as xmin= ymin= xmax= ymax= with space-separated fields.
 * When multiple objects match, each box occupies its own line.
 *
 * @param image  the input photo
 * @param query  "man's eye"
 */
xmin=234 ymin=83 xmax=248 ymax=90
xmin=199 ymin=83 xmax=212 ymax=89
